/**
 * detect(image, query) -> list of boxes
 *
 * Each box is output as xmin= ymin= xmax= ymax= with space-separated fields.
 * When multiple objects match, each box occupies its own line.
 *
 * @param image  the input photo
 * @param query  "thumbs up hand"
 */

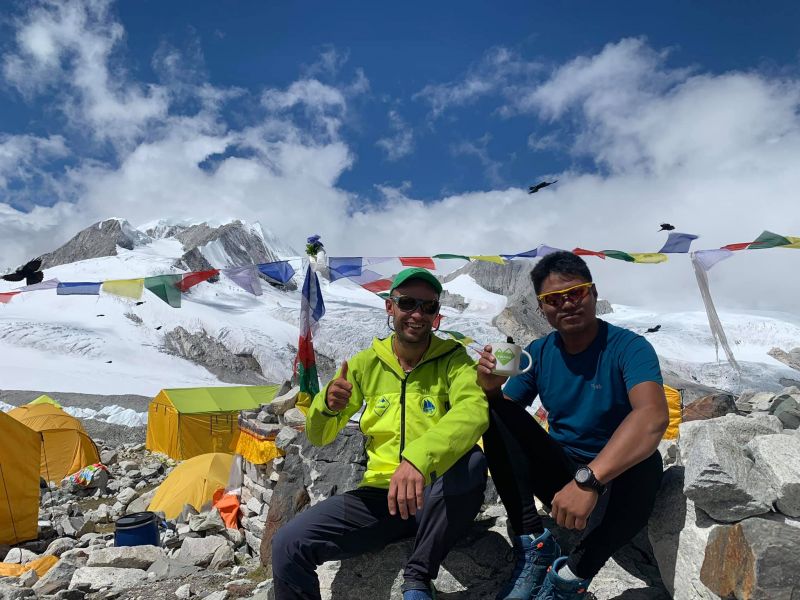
xmin=325 ymin=361 xmax=352 ymax=412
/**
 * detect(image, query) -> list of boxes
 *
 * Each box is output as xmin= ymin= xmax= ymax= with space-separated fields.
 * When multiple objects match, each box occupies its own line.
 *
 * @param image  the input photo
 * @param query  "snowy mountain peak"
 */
xmin=40 ymin=218 xmax=152 ymax=269
xmin=38 ymin=217 xmax=297 ymax=275
xmin=168 ymin=220 xmax=282 ymax=272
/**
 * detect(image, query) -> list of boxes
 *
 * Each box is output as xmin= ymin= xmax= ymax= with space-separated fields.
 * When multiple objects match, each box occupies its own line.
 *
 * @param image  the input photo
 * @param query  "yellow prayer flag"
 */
xmin=102 ymin=278 xmax=145 ymax=300
xmin=783 ymin=236 xmax=800 ymax=249
xmin=629 ymin=253 xmax=668 ymax=264
xmin=468 ymin=255 xmax=506 ymax=265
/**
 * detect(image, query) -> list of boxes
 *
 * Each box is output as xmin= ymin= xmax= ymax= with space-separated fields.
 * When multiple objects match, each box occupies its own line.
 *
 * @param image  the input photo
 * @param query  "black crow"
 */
xmin=96 ymin=314 xmax=105 ymax=317
xmin=1 ymin=258 xmax=44 ymax=286
xmin=658 ymin=223 xmax=675 ymax=232
xmin=155 ymin=326 xmax=162 ymax=330
xmin=135 ymin=301 xmax=145 ymax=306
xmin=645 ymin=325 xmax=661 ymax=334
xmin=105 ymin=360 xmax=113 ymax=364
xmin=528 ymin=180 xmax=558 ymax=194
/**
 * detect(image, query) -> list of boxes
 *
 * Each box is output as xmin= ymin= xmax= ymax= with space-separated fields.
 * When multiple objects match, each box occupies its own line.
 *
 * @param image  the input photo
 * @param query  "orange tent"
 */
xmin=8 ymin=402 xmax=99 ymax=483
xmin=0 ymin=411 xmax=41 ymax=545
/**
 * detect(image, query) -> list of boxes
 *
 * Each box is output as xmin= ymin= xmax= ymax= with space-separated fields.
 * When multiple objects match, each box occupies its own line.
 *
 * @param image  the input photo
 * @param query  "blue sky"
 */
xmin=4 ymin=1 xmax=800 ymax=202
xmin=1 ymin=0 xmax=800 ymax=310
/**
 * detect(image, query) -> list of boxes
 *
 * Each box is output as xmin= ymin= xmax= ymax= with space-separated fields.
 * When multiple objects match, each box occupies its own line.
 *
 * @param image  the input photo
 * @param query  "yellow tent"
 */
xmin=8 ymin=403 xmax=100 ymax=483
xmin=663 ymin=384 xmax=683 ymax=440
xmin=146 ymin=385 xmax=278 ymax=460
xmin=0 ymin=411 xmax=42 ymax=545
xmin=28 ymin=394 xmax=62 ymax=409
xmin=148 ymin=452 xmax=234 ymax=519
xmin=0 ymin=555 xmax=58 ymax=578
xmin=501 ymin=384 xmax=683 ymax=439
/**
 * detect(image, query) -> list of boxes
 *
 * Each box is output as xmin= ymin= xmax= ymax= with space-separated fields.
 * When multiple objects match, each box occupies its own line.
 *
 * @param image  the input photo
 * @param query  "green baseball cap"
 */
xmin=390 ymin=267 xmax=442 ymax=294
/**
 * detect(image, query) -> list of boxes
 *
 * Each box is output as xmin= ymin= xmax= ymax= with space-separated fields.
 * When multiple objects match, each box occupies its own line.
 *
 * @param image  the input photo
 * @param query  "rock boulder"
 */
xmin=700 ymin=517 xmax=800 ymax=599
xmin=680 ymin=419 xmax=776 ymax=522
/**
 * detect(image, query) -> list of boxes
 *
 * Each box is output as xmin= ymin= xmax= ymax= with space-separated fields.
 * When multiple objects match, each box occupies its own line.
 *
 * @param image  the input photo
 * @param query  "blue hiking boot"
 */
xmin=496 ymin=529 xmax=561 ymax=600
xmin=534 ymin=556 xmax=591 ymax=599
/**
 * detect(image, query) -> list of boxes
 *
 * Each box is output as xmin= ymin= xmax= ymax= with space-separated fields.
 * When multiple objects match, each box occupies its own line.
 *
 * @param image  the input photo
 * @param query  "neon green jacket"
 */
xmin=305 ymin=334 xmax=489 ymax=489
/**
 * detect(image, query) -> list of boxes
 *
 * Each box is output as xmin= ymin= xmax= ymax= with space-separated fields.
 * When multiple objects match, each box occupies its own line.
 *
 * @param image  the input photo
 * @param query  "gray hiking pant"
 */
xmin=272 ymin=446 xmax=487 ymax=600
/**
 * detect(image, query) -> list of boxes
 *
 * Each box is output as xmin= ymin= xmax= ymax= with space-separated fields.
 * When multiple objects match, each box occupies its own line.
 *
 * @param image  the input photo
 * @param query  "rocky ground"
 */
xmin=2 ymin=385 xmax=800 ymax=599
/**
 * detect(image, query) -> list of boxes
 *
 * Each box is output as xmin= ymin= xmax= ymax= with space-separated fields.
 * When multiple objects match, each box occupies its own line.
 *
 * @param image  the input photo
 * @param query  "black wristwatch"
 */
xmin=574 ymin=466 xmax=606 ymax=495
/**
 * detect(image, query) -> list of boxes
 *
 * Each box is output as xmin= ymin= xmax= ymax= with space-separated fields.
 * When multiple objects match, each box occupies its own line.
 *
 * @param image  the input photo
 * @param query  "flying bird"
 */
xmin=658 ymin=223 xmax=675 ymax=232
xmin=135 ymin=301 xmax=145 ymax=306
xmin=105 ymin=360 xmax=113 ymax=364
xmin=528 ymin=180 xmax=558 ymax=194
xmin=96 ymin=314 xmax=105 ymax=317
xmin=155 ymin=325 xmax=162 ymax=331
xmin=645 ymin=325 xmax=661 ymax=334
xmin=1 ymin=258 xmax=44 ymax=286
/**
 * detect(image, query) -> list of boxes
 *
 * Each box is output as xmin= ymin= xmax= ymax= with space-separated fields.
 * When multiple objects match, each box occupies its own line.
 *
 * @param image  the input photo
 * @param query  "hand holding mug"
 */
xmin=477 ymin=345 xmax=508 ymax=393
xmin=326 ymin=361 xmax=352 ymax=412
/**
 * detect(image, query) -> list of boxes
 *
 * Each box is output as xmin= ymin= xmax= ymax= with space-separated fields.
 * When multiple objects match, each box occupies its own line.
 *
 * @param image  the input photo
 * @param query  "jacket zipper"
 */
xmin=399 ymin=375 xmax=408 ymax=461
xmin=394 ymin=343 xmax=459 ymax=463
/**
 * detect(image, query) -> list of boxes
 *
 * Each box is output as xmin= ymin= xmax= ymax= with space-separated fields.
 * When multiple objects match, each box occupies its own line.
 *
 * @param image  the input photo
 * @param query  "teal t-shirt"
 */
xmin=503 ymin=320 xmax=663 ymax=461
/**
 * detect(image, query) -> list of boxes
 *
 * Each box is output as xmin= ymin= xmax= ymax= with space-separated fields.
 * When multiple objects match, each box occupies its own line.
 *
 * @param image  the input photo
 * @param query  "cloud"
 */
xmin=450 ymin=134 xmax=503 ymax=185
xmin=303 ymin=46 xmax=349 ymax=79
xmin=261 ymin=60 xmax=368 ymax=140
xmin=414 ymin=47 xmax=541 ymax=119
xmin=376 ymin=110 xmax=414 ymax=161
xmin=3 ymin=0 xmax=168 ymax=148
xmin=0 ymin=133 xmax=67 ymax=190
xmin=1 ymin=8 xmax=799 ymax=317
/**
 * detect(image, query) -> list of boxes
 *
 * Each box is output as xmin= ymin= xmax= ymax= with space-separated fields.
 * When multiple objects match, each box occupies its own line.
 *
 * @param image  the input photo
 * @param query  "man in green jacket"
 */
xmin=272 ymin=267 xmax=489 ymax=600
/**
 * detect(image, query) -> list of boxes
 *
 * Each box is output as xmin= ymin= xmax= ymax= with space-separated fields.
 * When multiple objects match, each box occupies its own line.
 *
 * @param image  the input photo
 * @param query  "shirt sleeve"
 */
xmin=619 ymin=334 xmax=663 ymax=391
xmin=501 ymin=342 xmax=539 ymax=407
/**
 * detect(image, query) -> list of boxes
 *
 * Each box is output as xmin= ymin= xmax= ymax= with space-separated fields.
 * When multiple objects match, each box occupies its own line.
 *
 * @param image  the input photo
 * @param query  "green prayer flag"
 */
xmin=601 ymin=250 xmax=636 ymax=262
xmin=748 ymin=231 xmax=792 ymax=249
xmin=144 ymin=274 xmax=183 ymax=308
xmin=433 ymin=253 xmax=471 ymax=261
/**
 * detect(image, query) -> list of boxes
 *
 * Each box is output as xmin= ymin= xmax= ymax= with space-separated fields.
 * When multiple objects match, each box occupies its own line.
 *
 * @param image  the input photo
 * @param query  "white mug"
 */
xmin=490 ymin=342 xmax=533 ymax=377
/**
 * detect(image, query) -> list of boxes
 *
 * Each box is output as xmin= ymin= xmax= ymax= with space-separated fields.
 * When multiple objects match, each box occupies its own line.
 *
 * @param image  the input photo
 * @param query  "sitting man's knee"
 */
xmin=271 ymin=523 xmax=302 ymax=575
xmin=464 ymin=447 xmax=488 ymax=485
xmin=441 ymin=447 xmax=488 ymax=496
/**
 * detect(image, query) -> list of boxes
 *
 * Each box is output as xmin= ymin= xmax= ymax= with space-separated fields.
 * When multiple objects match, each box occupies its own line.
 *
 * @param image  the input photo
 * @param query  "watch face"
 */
xmin=575 ymin=468 xmax=590 ymax=484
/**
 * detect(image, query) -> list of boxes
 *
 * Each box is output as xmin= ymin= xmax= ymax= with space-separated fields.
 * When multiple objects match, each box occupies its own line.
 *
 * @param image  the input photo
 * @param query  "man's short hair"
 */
xmin=530 ymin=251 xmax=593 ymax=295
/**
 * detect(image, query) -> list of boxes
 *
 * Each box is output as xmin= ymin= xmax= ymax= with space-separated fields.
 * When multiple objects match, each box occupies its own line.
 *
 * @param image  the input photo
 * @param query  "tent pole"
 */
xmin=0 ymin=463 xmax=21 ymax=545
xmin=40 ymin=432 xmax=56 ymax=522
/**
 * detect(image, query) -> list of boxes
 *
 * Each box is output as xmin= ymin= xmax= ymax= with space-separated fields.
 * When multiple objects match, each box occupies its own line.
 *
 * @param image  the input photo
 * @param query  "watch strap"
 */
xmin=575 ymin=466 xmax=606 ymax=495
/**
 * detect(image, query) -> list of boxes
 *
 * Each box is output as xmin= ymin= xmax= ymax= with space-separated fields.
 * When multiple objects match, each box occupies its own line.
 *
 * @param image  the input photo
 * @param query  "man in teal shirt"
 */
xmin=478 ymin=252 xmax=668 ymax=600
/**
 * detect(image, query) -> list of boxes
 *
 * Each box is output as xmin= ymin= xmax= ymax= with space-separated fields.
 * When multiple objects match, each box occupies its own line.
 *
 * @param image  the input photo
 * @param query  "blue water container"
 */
xmin=114 ymin=511 xmax=159 ymax=547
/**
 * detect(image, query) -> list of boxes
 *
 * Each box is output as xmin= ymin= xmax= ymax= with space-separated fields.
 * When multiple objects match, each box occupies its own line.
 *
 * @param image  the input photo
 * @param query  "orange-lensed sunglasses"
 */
xmin=537 ymin=282 xmax=593 ymax=308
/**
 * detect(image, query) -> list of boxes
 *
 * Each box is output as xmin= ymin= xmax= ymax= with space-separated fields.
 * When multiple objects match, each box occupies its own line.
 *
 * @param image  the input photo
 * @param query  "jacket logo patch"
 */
xmin=374 ymin=397 xmax=390 ymax=416
xmin=421 ymin=398 xmax=436 ymax=416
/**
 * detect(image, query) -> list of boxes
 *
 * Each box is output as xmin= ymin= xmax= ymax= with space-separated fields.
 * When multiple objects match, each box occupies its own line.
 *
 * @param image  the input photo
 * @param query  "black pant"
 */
xmin=483 ymin=398 xmax=662 ymax=579
xmin=272 ymin=447 xmax=487 ymax=600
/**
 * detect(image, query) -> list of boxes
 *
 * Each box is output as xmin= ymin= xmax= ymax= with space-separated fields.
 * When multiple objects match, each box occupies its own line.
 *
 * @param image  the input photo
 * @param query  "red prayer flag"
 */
xmin=572 ymin=248 xmax=606 ymax=258
xmin=721 ymin=242 xmax=760 ymax=251
xmin=178 ymin=269 xmax=220 ymax=292
xmin=362 ymin=278 xmax=393 ymax=293
xmin=0 ymin=292 xmax=20 ymax=304
xmin=399 ymin=257 xmax=436 ymax=269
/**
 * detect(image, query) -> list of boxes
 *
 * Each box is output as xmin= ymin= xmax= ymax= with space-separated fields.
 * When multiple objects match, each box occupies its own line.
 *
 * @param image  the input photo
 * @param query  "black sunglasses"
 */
xmin=389 ymin=295 xmax=440 ymax=315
